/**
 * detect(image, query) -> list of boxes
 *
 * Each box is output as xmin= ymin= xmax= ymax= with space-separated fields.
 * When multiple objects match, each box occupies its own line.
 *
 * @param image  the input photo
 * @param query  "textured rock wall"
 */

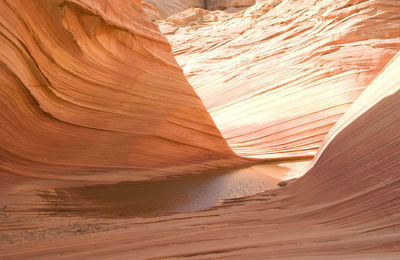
xmin=0 ymin=0 xmax=240 ymax=183
xmin=3 ymin=54 xmax=400 ymax=258
xmin=142 ymin=0 xmax=256 ymax=19
xmin=206 ymin=0 xmax=256 ymax=10
xmin=164 ymin=0 xmax=400 ymax=159
xmin=143 ymin=0 xmax=205 ymax=18
xmin=284 ymin=51 xmax=400 ymax=225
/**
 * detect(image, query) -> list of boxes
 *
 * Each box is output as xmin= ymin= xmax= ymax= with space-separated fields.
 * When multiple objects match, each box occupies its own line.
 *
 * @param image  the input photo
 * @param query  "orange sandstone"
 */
xmin=0 ymin=0 xmax=242 ymax=185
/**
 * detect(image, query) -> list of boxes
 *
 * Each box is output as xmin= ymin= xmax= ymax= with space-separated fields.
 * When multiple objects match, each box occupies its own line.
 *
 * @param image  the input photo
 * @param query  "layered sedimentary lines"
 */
xmin=2 ymin=54 xmax=400 ymax=258
xmin=0 ymin=0 xmax=240 ymax=183
xmin=292 ymin=52 xmax=400 ymax=207
xmin=1 ymin=0 xmax=400 ymax=258
xmin=163 ymin=0 xmax=400 ymax=159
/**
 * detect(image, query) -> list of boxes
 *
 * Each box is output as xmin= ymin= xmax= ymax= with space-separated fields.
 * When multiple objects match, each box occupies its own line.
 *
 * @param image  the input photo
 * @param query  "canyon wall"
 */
xmin=0 ymin=0 xmax=240 ymax=184
xmin=281 ymin=51 xmax=400 ymax=229
xmin=163 ymin=0 xmax=400 ymax=159
xmin=3 ymin=52 xmax=399 ymax=259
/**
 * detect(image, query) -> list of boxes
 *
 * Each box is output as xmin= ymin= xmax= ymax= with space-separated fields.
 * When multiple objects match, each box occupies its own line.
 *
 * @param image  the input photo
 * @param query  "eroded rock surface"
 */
xmin=163 ymin=0 xmax=400 ymax=159
xmin=0 ymin=0 xmax=241 ymax=184
xmin=143 ymin=0 xmax=205 ymax=18
xmin=1 ymin=0 xmax=400 ymax=259
xmin=206 ymin=0 xmax=256 ymax=10
xmin=2 ymin=54 xmax=400 ymax=258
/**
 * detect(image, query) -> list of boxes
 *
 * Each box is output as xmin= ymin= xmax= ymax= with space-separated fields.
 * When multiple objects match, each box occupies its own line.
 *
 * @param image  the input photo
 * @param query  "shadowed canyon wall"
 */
xmin=0 ymin=0 xmax=241 ymax=184
xmin=163 ymin=0 xmax=400 ymax=159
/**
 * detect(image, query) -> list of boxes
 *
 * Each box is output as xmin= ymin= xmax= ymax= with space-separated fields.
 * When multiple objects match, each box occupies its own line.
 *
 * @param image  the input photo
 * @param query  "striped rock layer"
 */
xmin=2 ymin=52 xmax=400 ymax=260
xmin=0 ymin=0 xmax=240 ymax=184
xmin=164 ymin=0 xmax=400 ymax=159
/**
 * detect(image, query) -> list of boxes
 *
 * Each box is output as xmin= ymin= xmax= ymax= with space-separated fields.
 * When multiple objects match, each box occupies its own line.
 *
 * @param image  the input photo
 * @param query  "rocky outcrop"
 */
xmin=142 ymin=0 xmax=256 ymax=19
xmin=143 ymin=0 xmax=205 ymax=18
xmin=167 ymin=7 xmax=207 ymax=26
xmin=206 ymin=0 xmax=256 ymax=10
xmin=0 ymin=0 xmax=241 ymax=183
xmin=163 ymin=0 xmax=400 ymax=159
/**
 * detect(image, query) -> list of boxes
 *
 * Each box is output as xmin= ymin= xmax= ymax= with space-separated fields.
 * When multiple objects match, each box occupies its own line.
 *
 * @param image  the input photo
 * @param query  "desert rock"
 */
xmin=0 ymin=0 xmax=241 ymax=184
xmin=165 ymin=0 xmax=400 ymax=159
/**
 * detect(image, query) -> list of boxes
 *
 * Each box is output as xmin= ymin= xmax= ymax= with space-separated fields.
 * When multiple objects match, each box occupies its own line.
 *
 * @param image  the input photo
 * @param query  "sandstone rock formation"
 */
xmin=1 ymin=0 xmax=400 ymax=259
xmin=167 ymin=7 xmax=207 ymax=26
xmin=285 ymin=50 xmax=400 ymax=213
xmin=206 ymin=0 xmax=256 ymax=10
xmin=2 ymin=53 xmax=399 ymax=259
xmin=143 ymin=0 xmax=205 ymax=18
xmin=0 ymin=0 xmax=242 ymax=184
xmin=142 ymin=0 xmax=256 ymax=19
xmin=163 ymin=0 xmax=400 ymax=159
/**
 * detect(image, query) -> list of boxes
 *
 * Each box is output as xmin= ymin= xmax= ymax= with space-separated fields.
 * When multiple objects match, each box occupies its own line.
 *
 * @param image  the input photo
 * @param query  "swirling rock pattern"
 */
xmin=0 ymin=0 xmax=241 ymax=183
xmin=1 ymin=0 xmax=400 ymax=258
xmin=2 ymin=53 xmax=400 ymax=259
xmin=292 ymin=51 xmax=400 ymax=207
xmin=163 ymin=0 xmax=400 ymax=159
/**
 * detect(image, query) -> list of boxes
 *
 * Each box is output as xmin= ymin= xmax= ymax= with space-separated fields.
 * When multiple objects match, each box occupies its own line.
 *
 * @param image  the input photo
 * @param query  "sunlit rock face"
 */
xmin=286 ymin=51 xmax=400 ymax=223
xmin=163 ymin=0 xmax=400 ymax=159
xmin=0 ymin=0 xmax=240 ymax=183
xmin=143 ymin=0 xmax=205 ymax=18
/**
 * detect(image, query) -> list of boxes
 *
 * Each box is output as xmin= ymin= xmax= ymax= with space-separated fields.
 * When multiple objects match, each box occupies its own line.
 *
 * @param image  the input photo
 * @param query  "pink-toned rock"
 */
xmin=164 ymin=0 xmax=400 ymax=159
xmin=1 ymin=1 xmax=400 ymax=259
xmin=2 ymin=54 xmax=400 ymax=259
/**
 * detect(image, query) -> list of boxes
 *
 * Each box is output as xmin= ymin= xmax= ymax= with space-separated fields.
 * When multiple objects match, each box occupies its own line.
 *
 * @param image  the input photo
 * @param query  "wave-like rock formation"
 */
xmin=286 ymin=50 xmax=400 ymax=218
xmin=163 ymin=0 xmax=400 ymax=159
xmin=0 ymin=0 xmax=242 ymax=184
xmin=2 ymin=52 xmax=399 ymax=260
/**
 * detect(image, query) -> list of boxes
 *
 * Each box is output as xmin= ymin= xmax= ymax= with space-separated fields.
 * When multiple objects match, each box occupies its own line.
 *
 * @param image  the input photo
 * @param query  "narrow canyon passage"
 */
xmin=1 ymin=0 xmax=400 ymax=259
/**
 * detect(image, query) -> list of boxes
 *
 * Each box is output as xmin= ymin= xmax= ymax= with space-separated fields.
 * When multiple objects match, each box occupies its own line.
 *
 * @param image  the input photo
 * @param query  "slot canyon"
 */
xmin=1 ymin=0 xmax=400 ymax=259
